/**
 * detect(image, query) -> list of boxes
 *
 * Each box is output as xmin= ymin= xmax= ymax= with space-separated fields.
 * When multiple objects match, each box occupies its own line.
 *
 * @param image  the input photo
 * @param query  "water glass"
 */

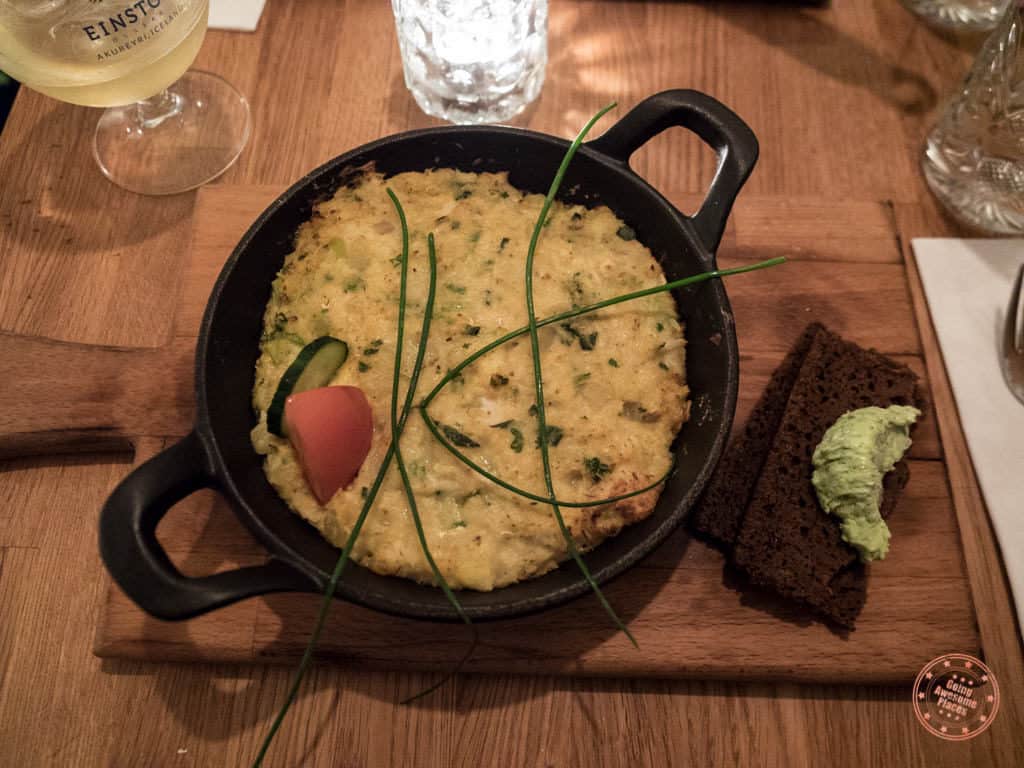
xmin=922 ymin=1 xmax=1024 ymax=234
xmin=391 ymin=0 xmax=548 ymax=125
xmin=900 ymin=0 xmax=1011 ymax=31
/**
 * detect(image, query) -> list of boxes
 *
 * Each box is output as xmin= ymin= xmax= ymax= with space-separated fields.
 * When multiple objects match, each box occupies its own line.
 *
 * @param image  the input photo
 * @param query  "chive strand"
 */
xmin=387 ymin=223 xmax=468 ymax=621
xmin=385 ymin=190 xmax=439 ymax=420
xmin=256 ymin=106 xmax=787 ymax=759
xmin=522 ymin=103 xmax=638 ymax=645
xmin=385 ymin=200 xmax=478 ymax=701
xmin=420 ymin=257 xmax=785 ymax=410
xmin=419 ymin=405 xmax=673 ymax=508
xmin=417 ymin=258 xmax=785 ymax=510
xmin=252 ymin=194 xmax=431 ymax=768
xmin=253 ymin=444 xmax=394 ymax=767
xmin=399 ymin=627 xmax=480 ymax=705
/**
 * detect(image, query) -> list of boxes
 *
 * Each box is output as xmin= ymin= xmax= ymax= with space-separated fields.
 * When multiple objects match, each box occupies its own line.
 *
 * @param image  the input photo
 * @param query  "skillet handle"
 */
xmin=99 ymin=432 xmax=314 ymax=620
xmin=586 ymin=89 xmax=758 ymax=254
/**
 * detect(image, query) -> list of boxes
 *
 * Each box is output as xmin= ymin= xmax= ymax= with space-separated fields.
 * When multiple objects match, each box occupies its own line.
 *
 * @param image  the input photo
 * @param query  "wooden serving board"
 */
xmin=0 ymin=187 xmax=981 ymax=683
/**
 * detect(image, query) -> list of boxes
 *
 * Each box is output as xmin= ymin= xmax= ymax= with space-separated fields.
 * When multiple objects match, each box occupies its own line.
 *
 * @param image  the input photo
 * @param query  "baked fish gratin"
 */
xmin=251 ymin=169 xmax=689 ymax=590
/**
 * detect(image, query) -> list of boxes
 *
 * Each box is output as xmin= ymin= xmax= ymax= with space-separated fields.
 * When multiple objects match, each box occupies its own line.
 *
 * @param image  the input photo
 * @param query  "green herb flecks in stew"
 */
xmin=567 ymin=272 xmax=587 ymax=308
xmin=490 ymin=419 xmax=526 ymax=453
xmin=560 ymin=322 xmax=597 ymax=350
xmin=535 ymin=425 xmax=564 ymax=448
xmin=440 ymin=424 xmax=480 ymax=448
xmin=584 ymin=457 xmax=613 ymax=483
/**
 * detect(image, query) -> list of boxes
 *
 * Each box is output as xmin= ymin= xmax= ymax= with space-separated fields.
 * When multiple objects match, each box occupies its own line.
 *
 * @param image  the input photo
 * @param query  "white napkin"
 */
xmin=913 ymin=238 xmax=1024 ymax=643
xmin=209 ymin=0 xmax=267 ymax=32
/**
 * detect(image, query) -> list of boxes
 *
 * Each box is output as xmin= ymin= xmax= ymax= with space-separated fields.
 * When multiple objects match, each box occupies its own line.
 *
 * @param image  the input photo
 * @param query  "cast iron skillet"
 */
xmin=99 ymin=90 xmax=757 ymax=622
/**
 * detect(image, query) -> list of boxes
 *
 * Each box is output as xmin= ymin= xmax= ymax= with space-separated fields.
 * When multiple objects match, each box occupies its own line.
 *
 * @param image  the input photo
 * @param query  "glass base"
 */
xmin=93 ymin=70 xmax=251 ymax=196
xmin=899 ymin=0 xmax=1008 ymax=32
xmin=409 ymin=88 xmax=539 ymax=125
xmin=922 ymin=143 xmax=1024 ymax=235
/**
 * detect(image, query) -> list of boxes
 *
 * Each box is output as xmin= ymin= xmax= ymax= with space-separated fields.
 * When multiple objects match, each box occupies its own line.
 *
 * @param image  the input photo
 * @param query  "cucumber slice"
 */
xmin=267 ymin=336 xmax=349 ymax=437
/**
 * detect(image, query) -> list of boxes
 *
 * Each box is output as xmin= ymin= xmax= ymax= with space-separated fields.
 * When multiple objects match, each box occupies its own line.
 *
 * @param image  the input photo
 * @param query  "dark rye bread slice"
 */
xmin=731 ymin=326 xmax=922 ymax=628
xmin=691 ymin=324 xmax=910 ymax=547
xmin=690 ymin=323 xmax=825 ymax=544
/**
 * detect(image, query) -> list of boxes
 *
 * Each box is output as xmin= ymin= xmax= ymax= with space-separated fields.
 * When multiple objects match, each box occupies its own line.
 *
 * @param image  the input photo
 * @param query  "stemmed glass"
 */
xmin=921 ymin=0 xmax=1024 ymax=233
xmin=0 ymin=0 xmax=250 ymax=195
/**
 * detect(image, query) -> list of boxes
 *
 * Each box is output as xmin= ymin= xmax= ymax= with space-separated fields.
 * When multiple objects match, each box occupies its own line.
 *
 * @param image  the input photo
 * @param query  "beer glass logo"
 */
xmin=913 ymin=654 xmax=999 ymax=740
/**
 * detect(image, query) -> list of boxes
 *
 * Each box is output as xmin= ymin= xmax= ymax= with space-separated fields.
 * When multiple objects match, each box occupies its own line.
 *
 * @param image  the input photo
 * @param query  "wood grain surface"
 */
xmin=1 ymin=1 xmax=1021 ymax=766
xmin=84 ymin=187 xmax=977 ymax=684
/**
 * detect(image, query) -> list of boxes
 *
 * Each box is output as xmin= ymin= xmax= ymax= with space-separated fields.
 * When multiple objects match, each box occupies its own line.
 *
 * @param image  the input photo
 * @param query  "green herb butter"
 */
xmin=811 ymin=405 xmax=921 ymax=563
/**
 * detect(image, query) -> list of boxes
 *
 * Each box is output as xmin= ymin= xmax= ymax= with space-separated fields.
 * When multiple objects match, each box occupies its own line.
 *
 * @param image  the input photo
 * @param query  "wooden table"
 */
xmin=1 ymin=1 xmax=1021 ymax=765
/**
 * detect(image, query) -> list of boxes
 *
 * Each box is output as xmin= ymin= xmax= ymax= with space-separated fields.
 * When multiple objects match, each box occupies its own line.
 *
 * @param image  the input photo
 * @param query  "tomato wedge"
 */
xmin=283 ymin=386 xmax=374 ymax=504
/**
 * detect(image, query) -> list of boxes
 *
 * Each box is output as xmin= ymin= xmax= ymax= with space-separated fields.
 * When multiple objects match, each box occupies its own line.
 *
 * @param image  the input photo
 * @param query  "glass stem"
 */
xmin=134 ymin=87 xmax=184 ymax=130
